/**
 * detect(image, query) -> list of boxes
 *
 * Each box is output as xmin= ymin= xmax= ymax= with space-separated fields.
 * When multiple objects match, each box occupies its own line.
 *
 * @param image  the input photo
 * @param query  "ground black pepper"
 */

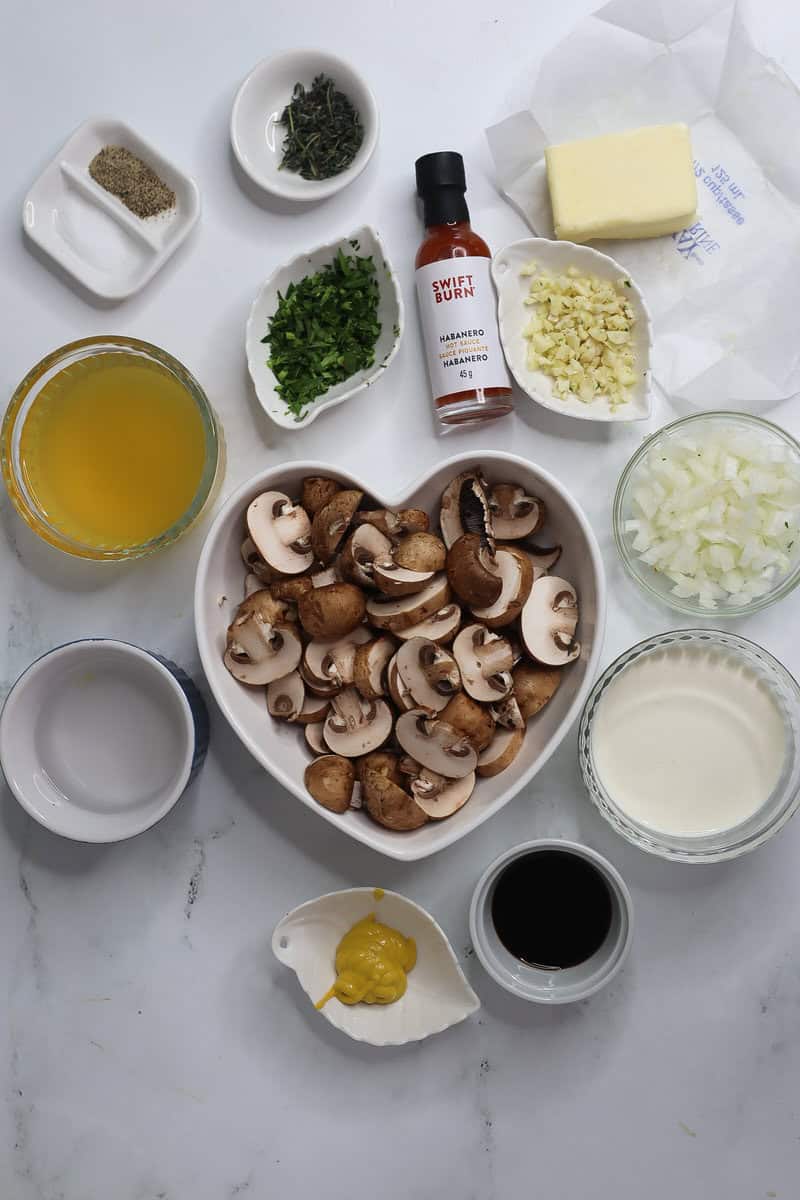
xmin=88 ymin=145 xmax=176 ymax=219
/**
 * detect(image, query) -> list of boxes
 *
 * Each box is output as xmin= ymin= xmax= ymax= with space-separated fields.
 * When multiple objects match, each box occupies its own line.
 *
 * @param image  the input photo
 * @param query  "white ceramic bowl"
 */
xmin=0 ymin=640 xmax=208 ymax=842
xmin=469 ymin=839 xmax=634 ymax=1004
xmin=245 ymin=224 xmax=403 ymax=430
xmin=194 ymin=452 xmax=606 ymax=861
xmin=273 ymin=888 xmax=479 ymax=1046
xmin=492 ymin=237 xmax=652 ymax=423
xmin=231 ymin=50 xmax=378 ymax=201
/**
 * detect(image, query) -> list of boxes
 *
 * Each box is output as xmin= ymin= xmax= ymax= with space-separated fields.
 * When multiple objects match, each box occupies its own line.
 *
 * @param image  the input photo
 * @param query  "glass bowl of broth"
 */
xmin=2 ymin=336 xmax=223 ymax=560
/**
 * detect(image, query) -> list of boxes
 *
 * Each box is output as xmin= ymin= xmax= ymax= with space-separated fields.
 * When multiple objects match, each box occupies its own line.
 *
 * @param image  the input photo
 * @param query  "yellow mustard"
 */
xmin=316 ymin=913 xmax=416 ymax=1009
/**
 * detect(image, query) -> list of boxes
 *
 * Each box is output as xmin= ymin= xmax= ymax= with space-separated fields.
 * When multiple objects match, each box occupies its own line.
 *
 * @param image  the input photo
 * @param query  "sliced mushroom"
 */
xmin=513 ymin=662 xmax=563 ymax=720
xmin=447 ymin=534 xmax=502 ymax=608
xmin=247 ymin=492 xmax=313 ymax=576
xmin=471 ymin=546 xmax=533 ymax=628
xmin=339 ymin=525 xmax=393 ymax=588
xmin=271 ymin=576 xmax=312 ymax=603
xmin=387 ymin=654 xmax=416 ymax=713
xmin=393 ymin=532 xmax=447 ymax=573
xmin=477 ymin=727 xmax=525 ymax=777
xmin=441 ymin=692 xmax=495 ymax=752
xmin=360 ymin=752 xmax=428 ymax=831
xmin=520 ymin=577 xmax=581 ymax=666
xmin=440 ymin=469 xmax=493 ymax=549
xmin=372 ymin=556 xmax=436 ymax=597
xmin=353 ymin=636 xmax=395 ymax=700
xmin=305 ymin=721 xmax=327 ymax=755
xmin=301 ymin=626 xmax=373 ymax=695
xmin=266 ymin=670 xmax=305 ymax=721
xmin=311 ymin=490 xmax=363 ymax=564
xmin=241 ymin=536 xmax=274 ymax=583
xmin=323 ymin=689 xmax=392 ymax=757
xmin=301 ymin=476 xmax=341 ymax=517
xmin=223 ymin=591 xmax=302 ymax=685
xmin=524 ymin=544 xmax=562 ymax=580
xmin=366 ymin=574 xmax=450 ymax=633
xmin=488 ymin=484 xmax=544 ymax=541
xmin=354 ymin=508 xmax=430 ymax=541
xmin=395 ymin=638 xmax=460 ymax=713
xmin=490 ymin=694 xmax=525 ymax=731
xmin=394 ymin=710 xmax=477 ymax=779
xmin=297 ymin=582 xmax=366 ymax=640
xmin=296 ymin=694 xmax=329 ymax=725
xmin=395 ymin=604 xmax=462 ymax=645
xmin=452 ymin=624 xmax=513 ymax=702
xmin=304 ymin=755 xmax=354 ymax=813
xmin=411 ymin=770 xmax=475 ymax=818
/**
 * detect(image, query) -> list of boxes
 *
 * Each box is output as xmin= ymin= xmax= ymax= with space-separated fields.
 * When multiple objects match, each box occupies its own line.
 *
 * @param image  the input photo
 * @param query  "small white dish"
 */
xmin=23 ymin=117 xmax=200 ymax=302
xmin=245 ymin=224 xmax=403 ymax=430
xmin=194 ymin=452 xmax=606 ymax=861
xmin=470 ymin=840 xmax=633 ymax=1004
xmin=231 ymin=50 xmax=378 ymax=201
xmin=0 ymin=640 xmax=209 ymax=842
xmin=272 ymin=888 xmax=479 ymax=1046
xmin=492 ymin=237 xmax=652 ymax=423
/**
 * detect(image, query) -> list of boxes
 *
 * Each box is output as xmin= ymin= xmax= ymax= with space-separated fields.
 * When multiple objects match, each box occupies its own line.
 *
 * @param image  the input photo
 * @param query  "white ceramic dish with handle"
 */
xmin=492 ymin=237 xmax=652 ymax=423
xmin=273 ymin=888 xmax=479 ymax=1046
xmin=194 ymin=452 xmax=606 ymax=861
xmin=245 ymin=224 xmax=403 ymax=430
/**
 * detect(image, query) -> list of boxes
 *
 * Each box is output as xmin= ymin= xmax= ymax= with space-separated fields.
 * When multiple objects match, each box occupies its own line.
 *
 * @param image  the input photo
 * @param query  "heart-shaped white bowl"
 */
xmin=194 ymin=452 xmax=606 ymax=860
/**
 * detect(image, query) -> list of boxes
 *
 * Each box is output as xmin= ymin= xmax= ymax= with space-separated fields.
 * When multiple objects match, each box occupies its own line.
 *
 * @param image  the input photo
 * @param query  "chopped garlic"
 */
xmin=520 ymin=262 xmax=636 ymax=409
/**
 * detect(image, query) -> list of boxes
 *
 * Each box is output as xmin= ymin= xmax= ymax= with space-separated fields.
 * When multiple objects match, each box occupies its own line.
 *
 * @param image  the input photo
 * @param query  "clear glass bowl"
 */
xmin=579 ymin=629 xmax=800 ymax=863
xmin=613 ymin=411 xmax=800 ymax=618
xmin=2 ymin=336 xmax=224 ymax=561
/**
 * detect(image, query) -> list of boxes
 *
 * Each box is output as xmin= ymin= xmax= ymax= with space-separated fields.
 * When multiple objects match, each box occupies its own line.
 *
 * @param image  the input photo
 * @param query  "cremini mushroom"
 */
xmin=394 ymin=710 xmax=478 ymax=779
xmin=301 ymin=476 xmax=341 ymax=517
xmin=477 ymin=727 xmax=525 ymax=777
xmin=241 ymin=536 xmax=274 ymax=583
xmin=370 ymin=531 xmax=446 ymax=596
xmin=247 ymin=491 xmax=313 ymax=576
xmin=304 ymin=755 xmax=355 ymax=813
xmin=490 ymin=694 xmax=525 ymax=731
xmin=440 ymin=469 xmax=493 ymax=549
xmin=395 ymin=604 xmax=462 ymax=645
xmin=387 ymin=654 xmax=416 ymax=713
xmin=366 ymin=574 xmax=450 ymax=633
xmin=266 ymin=670 xmax=305 ymax=721
xmin=224 ymin=591 xmax=302 ymax=686
xmin=353 ymin=637 xmax=395 ymax=700
xmin=301 ymin=626 xmax=373 ymax=696
xmin=520 ymin=577 xmax=580 ymax=666
xmin=360 ymin=752 xmax=429 ymax=831
xmin=395 ymin=638 xmax=461 ymax=713
xmin=305 ymin=721 xmax=327 ymax=755
xmin=446 ymin=534 xmax=502 ymax=608
xmin=488 ymin=484 xmax=544 ymax=540
xmin=311 ymin=489 xmax=363 ymax=564
xmin=452 ymin=624 xmax=513 ymax=702
xmin=354 ymin=508 xmax=430 ymax=541
xmin=441 ymin=692 xmax=495 ymax=752
xmin=296 ymin=694 xmax=330 ymax=725
xmin=372 ymin=557 xmax=436 ymax=597
xmin=297 ymin=582 xmax=366 ymax=640
xmin=512 ymin=662 xmax=563 ymax=720
xmin=471 ymin=546 xmax=533 ymax=628
xmin=339 ymin=525 xmax=393 ymax=587
xmin=393 ymin=532 xmax=447 ymax=573
xmin=410 ymin=769 xmax=475 ymax=818
xmin=323 ymin=688 xmax=393 ymax=757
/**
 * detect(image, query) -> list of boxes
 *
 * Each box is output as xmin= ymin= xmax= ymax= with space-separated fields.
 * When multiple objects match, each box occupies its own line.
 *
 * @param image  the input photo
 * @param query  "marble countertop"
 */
xmin=2 ymin=0 xmax=800 ymax=1196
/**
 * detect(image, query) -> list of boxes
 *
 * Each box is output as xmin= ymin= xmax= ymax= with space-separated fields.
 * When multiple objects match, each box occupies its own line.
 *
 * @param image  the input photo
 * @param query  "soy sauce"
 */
xmin=491 ymin=851 xmax=613 ymax=970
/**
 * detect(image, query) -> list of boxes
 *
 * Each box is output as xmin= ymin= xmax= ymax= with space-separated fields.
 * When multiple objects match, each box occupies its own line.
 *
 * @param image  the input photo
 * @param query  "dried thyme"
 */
xmin=278 ymin=74 xmax=363 ymax=180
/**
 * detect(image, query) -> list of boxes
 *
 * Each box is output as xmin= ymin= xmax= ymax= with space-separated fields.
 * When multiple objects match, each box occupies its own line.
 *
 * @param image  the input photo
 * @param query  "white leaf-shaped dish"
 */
xmin=245 ymin=224 xmax=404 ymax=430
xmin=492 ymin=236 xmax=652 ymax=423
xmin=272 ymin=888 xmax=480 ymax=1046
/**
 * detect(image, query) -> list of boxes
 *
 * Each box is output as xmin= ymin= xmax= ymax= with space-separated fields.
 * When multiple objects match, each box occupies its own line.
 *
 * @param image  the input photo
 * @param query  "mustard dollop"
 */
xmin=316 ymin=913 xmax=416 ymax=1009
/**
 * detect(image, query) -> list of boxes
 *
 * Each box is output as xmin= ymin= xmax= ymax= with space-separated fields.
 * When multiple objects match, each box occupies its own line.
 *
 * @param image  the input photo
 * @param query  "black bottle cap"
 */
xmin=415 ymin=152 xmax=469 ymax=226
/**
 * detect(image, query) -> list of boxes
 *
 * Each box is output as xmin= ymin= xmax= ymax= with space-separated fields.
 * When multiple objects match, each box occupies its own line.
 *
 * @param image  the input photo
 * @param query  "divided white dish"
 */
xmin=23 ymin=117 xmax=200 ymax=302
xmin=245 ymin=224 xmax=403 ymax=430
xmin=492 ymin=237 xmax=652 ymax=423
xmin=194 ymin=451 xmax=606 ymax=861
xmin=272 ymin=888 xmax=479 ymax=1046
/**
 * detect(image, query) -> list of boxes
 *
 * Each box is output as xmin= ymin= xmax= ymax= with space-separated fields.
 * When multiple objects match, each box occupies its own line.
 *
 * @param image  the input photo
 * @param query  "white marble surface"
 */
xmin=2 ymin=1 xmax=800 ymax=1196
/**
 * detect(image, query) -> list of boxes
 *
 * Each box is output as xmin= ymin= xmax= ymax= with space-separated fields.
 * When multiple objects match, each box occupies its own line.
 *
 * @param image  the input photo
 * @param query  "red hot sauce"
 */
xmin=414 ymin=152 xmax=513 ymax=427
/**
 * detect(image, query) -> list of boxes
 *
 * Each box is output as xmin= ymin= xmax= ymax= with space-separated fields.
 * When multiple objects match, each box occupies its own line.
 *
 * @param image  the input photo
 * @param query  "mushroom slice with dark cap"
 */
xmin=247 ymin=491 xmax=313 ymax=576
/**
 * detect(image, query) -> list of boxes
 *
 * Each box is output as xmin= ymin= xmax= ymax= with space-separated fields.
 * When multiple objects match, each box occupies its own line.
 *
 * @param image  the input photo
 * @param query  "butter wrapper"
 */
xmin=486 ymin=0 xmax=800 ymax=411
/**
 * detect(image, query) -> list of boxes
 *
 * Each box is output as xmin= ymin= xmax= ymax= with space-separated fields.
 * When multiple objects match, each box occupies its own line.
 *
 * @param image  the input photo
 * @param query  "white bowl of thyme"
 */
xmin=245 ymin=225 xmax=404 ymax=429
xmin=231 ymin=50 xmax=378 ymax=201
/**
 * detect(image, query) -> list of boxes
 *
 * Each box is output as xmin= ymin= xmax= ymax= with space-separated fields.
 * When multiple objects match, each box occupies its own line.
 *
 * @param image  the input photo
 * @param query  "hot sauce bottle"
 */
xmin=414 ymin=152 xmax=513 ymax=426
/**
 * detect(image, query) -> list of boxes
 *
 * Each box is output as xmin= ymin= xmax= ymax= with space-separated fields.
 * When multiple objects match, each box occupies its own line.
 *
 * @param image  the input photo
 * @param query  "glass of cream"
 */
xmin=579 ymin=630 xmax=800 ymax=862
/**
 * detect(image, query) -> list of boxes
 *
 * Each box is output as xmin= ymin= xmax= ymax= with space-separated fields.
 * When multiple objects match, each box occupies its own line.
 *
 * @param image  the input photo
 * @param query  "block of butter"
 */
xmin=545 ymin=123 xmax=697 ymax=243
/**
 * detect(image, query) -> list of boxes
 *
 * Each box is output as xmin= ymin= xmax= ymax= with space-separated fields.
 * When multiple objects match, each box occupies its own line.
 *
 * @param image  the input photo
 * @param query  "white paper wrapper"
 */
xmin=486 ymin=0 xmax=800 ymax=411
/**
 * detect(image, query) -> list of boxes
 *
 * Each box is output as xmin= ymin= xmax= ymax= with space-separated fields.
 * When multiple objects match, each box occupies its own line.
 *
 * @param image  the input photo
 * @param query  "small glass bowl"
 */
xmin=613 ymin=411 xmax=800 ymax=618
xmin=1 ymin=336 xmax=224 ymax=562
xmin=579 ymin=629 xmax=800 ymax=863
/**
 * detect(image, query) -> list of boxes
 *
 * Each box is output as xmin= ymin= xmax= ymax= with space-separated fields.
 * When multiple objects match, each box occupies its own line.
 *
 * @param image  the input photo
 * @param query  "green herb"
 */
xmin=262 ymin=249 xmax=381 ymax=419
xmin=623 ymin=279 xmax=632 ymax=287
xmin=278 ymin=74 xmax=364 ymax=181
